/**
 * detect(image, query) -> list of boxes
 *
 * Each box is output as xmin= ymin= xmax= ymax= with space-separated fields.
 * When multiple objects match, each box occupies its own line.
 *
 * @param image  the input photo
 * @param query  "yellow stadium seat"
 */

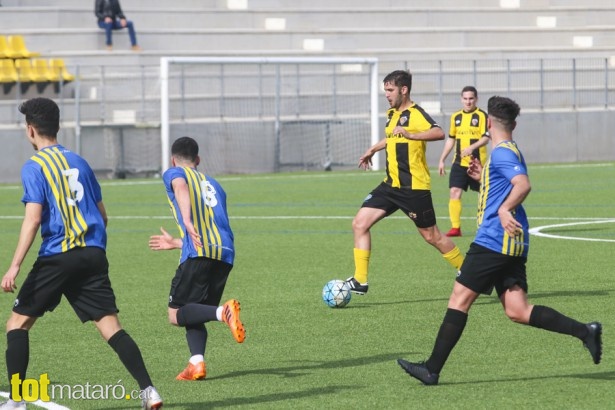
xmin=32 ymin=59 xmax=56 ymax=81
xmin=0 ymin=36 xmax=14 ymax=59
xmin=0 ymin=58 xmax=18 ymax=94
xmin=15 ymin=58 xmax=48 ymax=93
xmin=48 ymin=59 xmax=75 ymax=83
xmin=8 ymin=35 xmax=40 ymax=59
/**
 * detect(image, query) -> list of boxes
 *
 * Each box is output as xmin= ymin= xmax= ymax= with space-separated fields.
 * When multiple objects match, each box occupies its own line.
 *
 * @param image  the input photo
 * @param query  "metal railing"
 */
xmin=1 ymin=56 xmax=613 ymax=129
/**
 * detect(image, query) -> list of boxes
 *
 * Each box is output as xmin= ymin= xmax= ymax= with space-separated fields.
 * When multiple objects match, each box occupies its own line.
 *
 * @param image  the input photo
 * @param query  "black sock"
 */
xmin=529 ymin=305 xmax=588 ymax=340
xmin=107 ymin=330 xmax=153 ymax=390
xmin=6 ymin=329 xmax=29 ymax=401
xmin=426 ymin=308 xmax=468 ymax=374
xmin=176 ymin=304 xmax=218 ymax=327
xmin=185 ymin=324 xmax=207 ymax=357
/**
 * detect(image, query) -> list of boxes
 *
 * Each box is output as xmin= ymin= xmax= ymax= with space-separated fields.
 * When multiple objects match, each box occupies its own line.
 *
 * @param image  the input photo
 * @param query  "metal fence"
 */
xmin=1 ymin=56 xmax=613 ymax=128
xmin=1 ymin=55 xmax=614 ymax=181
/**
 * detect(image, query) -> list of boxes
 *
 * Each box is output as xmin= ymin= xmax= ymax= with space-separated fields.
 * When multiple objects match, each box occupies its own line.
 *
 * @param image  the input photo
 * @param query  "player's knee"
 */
xmin=6 ymin=314 xmax=34 ymax=332
xmin=352 ymin=217 xmax=369 ymax=234
xmin=505 ymin=308 xmax=529 ymax=324
xmin=168 ymin=309 xmax=179 ymax=326
xmin=420 ymin=227 xmax=439 ymax=245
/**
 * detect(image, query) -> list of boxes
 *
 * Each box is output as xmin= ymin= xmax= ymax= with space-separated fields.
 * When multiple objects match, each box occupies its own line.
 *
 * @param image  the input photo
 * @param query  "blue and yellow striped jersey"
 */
xmin=384 ymin=103 xmax=441 ymax=189
xmin=163 ymin=166 xmax=234 ymax=265
xmin=474 ymin=141 xmax=529 ymax=257
xmin=21 ymin=144 xmax=106 ymax=256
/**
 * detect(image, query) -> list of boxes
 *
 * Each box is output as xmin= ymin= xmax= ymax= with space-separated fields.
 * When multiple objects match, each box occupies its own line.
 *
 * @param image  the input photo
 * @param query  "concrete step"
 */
xmin=3 ymin=6 xmax=615 ymax=30
xmin=11 ymin=26 xmax=615 ymax=57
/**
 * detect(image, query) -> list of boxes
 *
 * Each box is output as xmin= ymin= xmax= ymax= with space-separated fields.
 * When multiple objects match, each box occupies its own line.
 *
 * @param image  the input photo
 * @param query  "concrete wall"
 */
xmin=2 ymin=109 xmax=613 ymax=184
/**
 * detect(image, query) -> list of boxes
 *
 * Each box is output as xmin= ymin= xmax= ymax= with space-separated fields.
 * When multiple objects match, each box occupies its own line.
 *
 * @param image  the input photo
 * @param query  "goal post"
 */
xmin=160 ymin=56 xmax=380 ymax=175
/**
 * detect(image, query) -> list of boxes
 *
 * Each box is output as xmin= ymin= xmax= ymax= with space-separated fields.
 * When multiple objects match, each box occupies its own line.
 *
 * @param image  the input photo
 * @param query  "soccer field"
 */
xmin=0 ymin=163 xmax=614 ymax=409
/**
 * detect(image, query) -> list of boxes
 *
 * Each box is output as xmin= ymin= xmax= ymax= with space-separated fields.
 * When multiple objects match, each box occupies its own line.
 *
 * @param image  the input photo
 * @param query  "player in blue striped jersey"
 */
xmin=149 ymin=136 xmax=245 ymax=381
xmin=398 ymin=96 xmax=602 ymax=386
xmin=1 ymin=98 xmax=162 ymax=409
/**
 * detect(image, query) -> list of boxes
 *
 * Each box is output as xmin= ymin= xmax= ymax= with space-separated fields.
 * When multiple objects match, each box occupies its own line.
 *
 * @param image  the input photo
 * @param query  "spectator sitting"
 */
xmin=95 ymin=0 xmax=141 ymax=51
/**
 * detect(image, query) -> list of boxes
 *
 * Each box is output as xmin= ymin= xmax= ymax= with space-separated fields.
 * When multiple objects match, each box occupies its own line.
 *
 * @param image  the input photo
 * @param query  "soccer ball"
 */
xmin=322 ymin=279 xmax=351 ymax=308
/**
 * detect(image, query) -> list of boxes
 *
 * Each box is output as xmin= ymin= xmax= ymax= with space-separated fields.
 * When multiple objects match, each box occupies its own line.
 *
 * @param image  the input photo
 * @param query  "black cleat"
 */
xmin=583 ymin=322 xmax=602 ymax=364
xmin=345 ymin=277 xmax=368 ymax=295
xmin=397 ymin=359 xmax=439 ymax=386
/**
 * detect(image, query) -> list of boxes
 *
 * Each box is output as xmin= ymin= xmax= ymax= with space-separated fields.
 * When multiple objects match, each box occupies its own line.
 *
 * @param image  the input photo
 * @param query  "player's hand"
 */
xmin=499 ymin=209 xmax=523 ymax=237
xmin=460 ymin=147 xmax=473 ymax=158
xmin=184 ymin=222 xmax=203 ymax=249
xmin=1 ymin=267 xmax=19 ymax=293
xmin=392 ymin=126 xmax=408 ymax=138
xmin=467 ymin=156 xmax=482 ymax=181
xmin=438 ymin=161 xmax=446 ymax=176
xmin=358 ymin=152 xmax=373 ymax=170
xmin=149 ymin=227 xmax=178 ymax=251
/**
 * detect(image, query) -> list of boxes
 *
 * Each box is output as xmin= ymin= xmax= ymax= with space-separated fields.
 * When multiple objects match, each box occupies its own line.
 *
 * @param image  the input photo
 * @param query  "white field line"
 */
xmin=0 ymin=161 xmax=612 ymax=190
xmin=0 ymin=392 xmax=70 ymax=410
xmin=529 ymin=219 xmax=615 ymax=243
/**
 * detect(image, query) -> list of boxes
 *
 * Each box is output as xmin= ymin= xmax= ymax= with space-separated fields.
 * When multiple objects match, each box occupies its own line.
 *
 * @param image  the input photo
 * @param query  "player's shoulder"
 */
xmin=162 ymin=166 xmax=188 ymax=184
xmin=492 ymin=141 xmax=524 ymax=160
xmin=476 ymin=107 xmax=488 ymax=116
xmin=450 ymin=108 xmax=464 ymax=118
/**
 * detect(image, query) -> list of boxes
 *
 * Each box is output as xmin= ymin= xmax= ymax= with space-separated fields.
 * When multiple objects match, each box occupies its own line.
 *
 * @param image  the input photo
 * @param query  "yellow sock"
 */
xmin=353 ymin=248 xmax=370 ymax=284
xmin=449 ymin=199 xmax=462 ymax=229
xmin=442 ymin=246 xmax=464 ymax=271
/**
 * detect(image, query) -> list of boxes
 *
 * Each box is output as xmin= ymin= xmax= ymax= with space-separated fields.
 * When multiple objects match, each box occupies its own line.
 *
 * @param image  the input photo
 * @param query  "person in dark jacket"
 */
xmin=95 ymin=0 xmax=140 ymax=51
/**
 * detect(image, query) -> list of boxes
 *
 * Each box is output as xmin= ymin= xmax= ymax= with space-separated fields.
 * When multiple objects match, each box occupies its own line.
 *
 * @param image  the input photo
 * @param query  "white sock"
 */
xmin=216 ymin=306 xmax=223 ymax=321
xmin=189 ymin=354 xmax=204 ymax=365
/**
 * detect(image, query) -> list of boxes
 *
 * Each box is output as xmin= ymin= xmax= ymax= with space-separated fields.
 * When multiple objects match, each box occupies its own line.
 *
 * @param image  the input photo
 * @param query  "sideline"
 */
xmin=529 ymin=219 xmax=615 ymax=243
xmin=0 ymin=392 xmax=69 ymax=410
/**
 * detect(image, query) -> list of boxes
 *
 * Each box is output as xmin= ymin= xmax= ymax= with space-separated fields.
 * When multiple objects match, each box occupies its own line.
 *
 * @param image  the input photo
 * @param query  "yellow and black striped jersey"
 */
xmin=384 ymin=103 xmax=441 ymax=189
xmin=448 ymin=107 xmax=488 ymax=167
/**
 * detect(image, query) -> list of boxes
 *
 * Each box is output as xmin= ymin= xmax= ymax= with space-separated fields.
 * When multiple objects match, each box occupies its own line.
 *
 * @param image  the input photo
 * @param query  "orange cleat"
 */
xmin=445 ymin=227 xmax=462 ymax=237
xmin=176 ymin=361 xmax=206 ymax=381
xmin=222 ymin=299 xmax=246 ymax=343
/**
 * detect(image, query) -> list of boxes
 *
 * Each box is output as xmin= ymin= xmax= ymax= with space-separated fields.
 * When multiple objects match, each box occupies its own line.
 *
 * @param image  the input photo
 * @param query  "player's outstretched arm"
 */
xmin=149 ymin=227 xmax=182 ymax=251
xmin=358 ymin=138 xmax=386 ymax=170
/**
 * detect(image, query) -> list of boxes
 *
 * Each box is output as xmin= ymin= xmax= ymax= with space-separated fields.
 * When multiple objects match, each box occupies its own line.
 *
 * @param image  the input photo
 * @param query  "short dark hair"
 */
xmin=461 ymin=86 xmax=478 ymax=97
xmin=171 ymin=136 xmax=199 ymax=162
xmin=383 ymin=70 xmax=412 ymax=93
xmin=487 ymin=96 xmax=520 ymax=131
xmin=18 ymin=98 xmax=60 ymax=138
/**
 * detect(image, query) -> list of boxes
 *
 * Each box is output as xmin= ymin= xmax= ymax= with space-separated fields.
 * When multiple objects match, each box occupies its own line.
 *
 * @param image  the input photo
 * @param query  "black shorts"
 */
xmin=168 ymin=257 xmax=233 ymax=308
xmin=456 ymin=243 xmax=528 ymax=297
xmin=14 ymin=247 xmax=118 ymax=323
xmin=449 ymin=163 xmax=480 ymax=192
xmin=361 ymin=182 xmax=437 ymax=228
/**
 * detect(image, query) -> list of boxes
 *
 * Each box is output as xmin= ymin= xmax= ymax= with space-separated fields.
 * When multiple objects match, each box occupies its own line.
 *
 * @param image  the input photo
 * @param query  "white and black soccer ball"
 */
xmin=322 ymin=279 xmax=351 ymax=308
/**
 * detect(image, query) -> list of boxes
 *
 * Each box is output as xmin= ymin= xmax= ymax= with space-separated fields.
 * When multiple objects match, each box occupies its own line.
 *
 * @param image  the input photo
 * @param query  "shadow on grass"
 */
xmin=439 ymin=370 xmax=615 ymax=386
xmin=350 ymin=288 xmax=611 ymax=308
xmin=96 ymin=352 xmax=410 ymax=409
xmin=116 ymin=385 xmax=356 ymax=409
xmin=208 ymin=351 xmax=413 ymax=381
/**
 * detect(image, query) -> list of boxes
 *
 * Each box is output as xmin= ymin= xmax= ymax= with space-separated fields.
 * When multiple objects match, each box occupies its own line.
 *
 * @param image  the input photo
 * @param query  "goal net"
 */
xmin=160 ymin=57 xmax=379 ymax=175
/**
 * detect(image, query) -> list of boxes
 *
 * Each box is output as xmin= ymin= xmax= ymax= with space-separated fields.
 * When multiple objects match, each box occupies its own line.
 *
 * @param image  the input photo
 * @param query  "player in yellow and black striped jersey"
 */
xmin=344 ymin=70 xmax=465 ymax=296
xmin=438 ymin=86 xmax=490 ymax=238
